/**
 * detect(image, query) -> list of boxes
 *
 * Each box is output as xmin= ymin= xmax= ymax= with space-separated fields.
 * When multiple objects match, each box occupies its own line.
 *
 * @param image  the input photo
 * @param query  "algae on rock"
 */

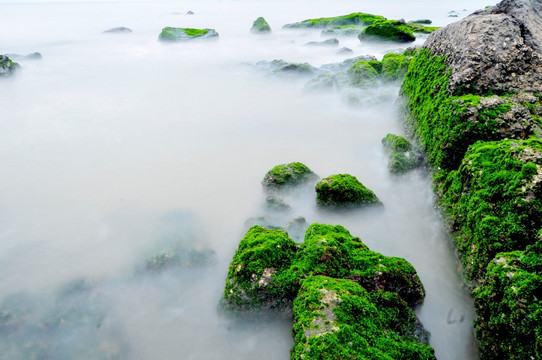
xmin=382 ymin=133 xmax=422 ymax=173
xmin=158 ymin=27 xmax=218 ymax=41
xmin=251 ymin=17 xmax=271 ymax=33
xmin=262 ymin=162 xmax=319 ymax=190
xmin=283 ymin=12 xmax=385 ymax=29
xmin=315 ymin=174 xmax=381 ymax=207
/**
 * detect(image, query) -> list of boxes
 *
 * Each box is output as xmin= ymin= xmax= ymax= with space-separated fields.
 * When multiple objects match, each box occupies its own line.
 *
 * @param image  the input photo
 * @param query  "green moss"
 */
xmin=439 ymin=139 xmax=542 ymax=280
xmin=381 ymin=53 xmax=409 ymax=81
xmin=283 ymin=12 xmax=385 ymax=29
xmin=223 ymin=225 xmax=299 ymax=310
xmin=315 ymin=174 xmax=381 ymax=207
xmin=251 ymin=17 xmax=271 ymax=33
xmin=473 ymin=237 xmax=542 ymax=360
xmin=400 ymin=50 xmax=535 ymax=170
xmin=262 ymin=162 xmax=318 ymax=189
xmin=359 ymin=20 xmax=416 ymax=43
xmin=0 ymin=55 xmax=19 ymax=76
xmin=382 ymin=134 xmax=422 ymax=173
xmin=347 ymin=61 xmax=379 ymax=87
xmin=265 ymin=196 xmax=291 ymax=211
xmin=158 ymin=27 xmax=217 ymax=41
xmin=291 ymin=276 xmax=435 ymax=360
xmin=409 ymin=19 xmax=432 ymax=25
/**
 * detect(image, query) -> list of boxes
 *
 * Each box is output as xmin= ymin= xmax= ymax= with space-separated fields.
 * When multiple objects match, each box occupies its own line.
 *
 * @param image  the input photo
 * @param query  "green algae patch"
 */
xmin=346 ymin=53 xmax=410 ymax=87
xmin=400 ymin=49 xmax=540 ymax=171
xmin=283 ymin=12 xmax=385 ymax=29
xmin=359 ymin=20 xmax=416 ymax=42
xmin=439 ymin=139 xmax=542 ymax=280
xmin=315 ymin=174 xmax=381 ymax=207
xmin=407 ymin=23 xmax=440 ymax=34
xmin=382 ymin=133 xmax=422 ymax=173
xmin=223 ymin=225 xmax=299 ymax=311
xmin=381 ymin=53 xmax=410 ymax=81
xmin=251 ymin=17 xmax=271 ymax=33
xmin=291 ymin=276 xmax=435 ymax=360
xmin=262 ymin=162 xmax=318 ymax=190
xmin=473 ymin=237 xmax=542 ymax=360
xmin=158 ymin=27 xmax=218 ymax=41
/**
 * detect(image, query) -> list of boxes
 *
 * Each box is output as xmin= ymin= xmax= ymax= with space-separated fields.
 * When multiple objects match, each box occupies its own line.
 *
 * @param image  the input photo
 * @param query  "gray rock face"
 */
xmin=425 ymin=0 xmax=542 ymax=95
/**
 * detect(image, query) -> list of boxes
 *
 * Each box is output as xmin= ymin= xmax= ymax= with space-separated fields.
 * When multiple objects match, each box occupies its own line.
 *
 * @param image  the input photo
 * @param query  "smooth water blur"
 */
xmin=0 ymin=0 xmax=494 ymax=359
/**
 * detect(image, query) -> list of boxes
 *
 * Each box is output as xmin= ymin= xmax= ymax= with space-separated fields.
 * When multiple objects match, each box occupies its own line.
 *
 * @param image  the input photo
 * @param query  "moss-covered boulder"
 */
xmin=292 ymin=276 xmax=435 ymax=360
xmin=223 ymin=226 xmax=299 ymax=311
xmin=347 ymin=61 xmax=379 ymax=87
xmin=264 ymin=196 xmax=291 ymax=211
xmin=158 ymin=27 xmax=218 ymax=41
xmin=382 ymin=134 xmax=422 ymax=173
xmin=359 ymin=19 xmax=415 ymax=42
xmin=262 ymin=162 xmax=318 ymax=190
xmin=315 ymin=174 xmax=381 ymax=207
xmin=409 ymin=19 xmax=432 ymax=25
xmin=222 ymin=224 xmax=425 ymax=311
xmin=473 ymin=237 xmax=542 ymax=360
xmin=294 ymin=224 xmax=425 ymax=306
xmin=439 ymin=139 xmax=542 ymax=280
xmin=283 ymin=12 xmax=385 ymax=29
xmin=381 ymin=53 xmax=410 ymax=80
xmin=250 ymin=17 xmax=271 ymax=33
xmin=0 ymin=55 xmax=19 ymax=77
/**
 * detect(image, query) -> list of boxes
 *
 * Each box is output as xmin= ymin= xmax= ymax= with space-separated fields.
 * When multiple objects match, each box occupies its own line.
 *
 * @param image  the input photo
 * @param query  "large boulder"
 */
xmin=424 ymin=0 xmax=542 ymax=95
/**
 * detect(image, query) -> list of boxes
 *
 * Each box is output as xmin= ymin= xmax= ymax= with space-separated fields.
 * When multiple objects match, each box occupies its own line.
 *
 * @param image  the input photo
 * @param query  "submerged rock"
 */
xmin=262 ymin=162 xmax=319 ymax=190
xmin=5 ymin=52 xmax=41 ymax=60
xmin=0 ymin=55 xmax=19 ymax=77
xmin=409 ymin=19 xmax=432 ymax=24
xmin=336 ymin=47 xmax=354 ymax=54
xmin=103 ymin=26 xmax=132 ymax=33
xmin=322 ymin=25 xmax=365 ymax=37
xmin=315 ymin=174 xmax=381 ymax=207
xmin=305 ymin=38 xmax=339 ymax=47
xmin=382 ymin=133 xmax=422 ymax=173
xmin=250 ymin=17 xmax=271 ymax=33
xmin=264 ymin=196 xmax=291 ymax=211
xmin=158 ymin=27 xmax=218 ymax=41
xmin=283 ymin=12 xmax=385 ymax=29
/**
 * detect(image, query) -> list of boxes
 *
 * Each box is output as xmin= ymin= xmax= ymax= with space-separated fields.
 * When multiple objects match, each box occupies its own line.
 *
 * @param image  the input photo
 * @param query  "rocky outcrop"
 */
xmin=261 ymin=162 xmax=319 ymax=190
xmin=425 ymin=0 xmax=542 ymax=95
xmin=103 ymin=27 xmax=132 ymax=33
xmin=381 ymin=134 xmax=422 ymax=173
xmin=222 ymin=223 xmax=432 ymax=356
xmin=400 ymin=1 xmax=542 ymax=358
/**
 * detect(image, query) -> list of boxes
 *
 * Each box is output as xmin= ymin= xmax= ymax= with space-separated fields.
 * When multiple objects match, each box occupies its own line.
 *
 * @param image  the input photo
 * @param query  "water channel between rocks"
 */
xmin=0 ymin=0 xmax=495 ymax=359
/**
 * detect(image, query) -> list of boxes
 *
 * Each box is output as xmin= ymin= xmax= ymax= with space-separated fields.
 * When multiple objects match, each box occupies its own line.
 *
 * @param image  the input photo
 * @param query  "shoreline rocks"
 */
xmin=315 ymin=174 xmax=381 ymax=207
xmin=400 ymin=0 xmax=542 ymax=358
xmin=0 ymin=55 xmax=19 ymax=77
xmin=158 ymin=27 xmax=219 ymax=41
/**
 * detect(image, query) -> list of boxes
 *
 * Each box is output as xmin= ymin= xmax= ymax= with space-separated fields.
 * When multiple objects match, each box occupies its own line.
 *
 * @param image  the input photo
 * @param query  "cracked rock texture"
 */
xmin=425 ymin=0 xmax=542 ymax=95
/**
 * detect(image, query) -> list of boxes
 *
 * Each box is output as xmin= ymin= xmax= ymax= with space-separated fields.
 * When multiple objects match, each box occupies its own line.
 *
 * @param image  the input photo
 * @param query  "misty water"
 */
xmin=0 ymin=0 xmax=496 ymax=359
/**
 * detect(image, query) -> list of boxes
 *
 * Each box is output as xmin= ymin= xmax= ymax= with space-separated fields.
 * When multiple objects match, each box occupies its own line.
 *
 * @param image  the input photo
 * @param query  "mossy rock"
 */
xmin=251 ymin=17 xmax=271 ymax=33
xmin=381 ymin=53 xmax=410 ymax=81
xmin=265 ymin=196 xmax=291 ymax=211
xmin=292 ymin=276 xmax=435 ymax=360
xmin=158 ymin=27 xmax=218 ymax=41
xmin=359 ymin=19 xmax=416 ymax=42
xmin=409 ymin=19 xmax=432 ymax=25
xmin=347 ymin=61 xmax=379 ymax=87
xmin=0 ymin=55 xmax=19 ymax=77
xmin=222 ymin=223 xmax=426 ymax=313
xmin=315 ymin=174 xmax=381 ymax=207
xmin=439 ymin=138 xmax=542 ymax=280
xmin=305 ymin=38 xmax=339 ymax=47
xmin=473 ymin=236 xmax=542 ymax=360
xmin=407 ymin=22 xmax=440 ymax=34
xmin=223 ymin=226 xmax=299 ymax=311
xmin=382 ymin=134 xmax=422 ymax=173
xmin=401 ymin=50 xmax=541 ymax=170
xmin=283 ymin=12 xmax=385 ymax=29
xmin=294 ymin=223 xmax=425 ymax=306
xmin=262 ymin=162 xmax=318 ymax=190
xmin=321 ymin=25 xmax=365 ymax=37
